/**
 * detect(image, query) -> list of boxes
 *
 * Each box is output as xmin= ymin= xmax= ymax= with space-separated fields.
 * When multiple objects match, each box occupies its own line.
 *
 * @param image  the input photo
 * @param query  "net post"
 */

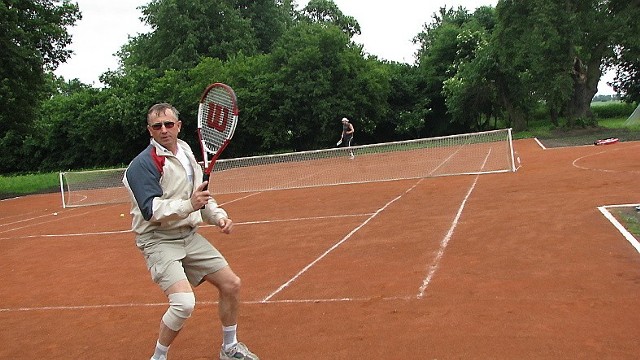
xmin=59 ymin=171 xmax=67 ymax=208
xmin=507 ymin=128 xmax=517 ymax=172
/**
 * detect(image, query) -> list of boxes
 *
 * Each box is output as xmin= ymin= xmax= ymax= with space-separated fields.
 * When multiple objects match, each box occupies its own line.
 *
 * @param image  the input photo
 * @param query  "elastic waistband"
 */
xmin=136 ymin=226 xmax=196 ymax=244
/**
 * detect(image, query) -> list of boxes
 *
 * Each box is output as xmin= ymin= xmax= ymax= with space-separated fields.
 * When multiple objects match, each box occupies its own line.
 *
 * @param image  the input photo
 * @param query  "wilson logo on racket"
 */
xmin=197 ymin=82 xmax=239 ymax=182
xmin=207 ymin=103 xmax=229 ymax=132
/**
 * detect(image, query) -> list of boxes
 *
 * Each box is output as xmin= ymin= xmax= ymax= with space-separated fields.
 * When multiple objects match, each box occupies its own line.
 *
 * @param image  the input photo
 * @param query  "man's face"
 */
xmin=147 ymin=109 xmax=182 ymax=152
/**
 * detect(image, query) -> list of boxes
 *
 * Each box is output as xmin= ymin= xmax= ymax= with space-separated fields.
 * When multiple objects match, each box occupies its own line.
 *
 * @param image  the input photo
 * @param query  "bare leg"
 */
xmin=204 ymin=266 xmax=241 ymax=326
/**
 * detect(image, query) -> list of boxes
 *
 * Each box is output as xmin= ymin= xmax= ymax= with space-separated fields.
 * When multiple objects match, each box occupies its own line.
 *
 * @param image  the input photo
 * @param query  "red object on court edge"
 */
xmin=594 ymin=137 xmax=619 ymax=145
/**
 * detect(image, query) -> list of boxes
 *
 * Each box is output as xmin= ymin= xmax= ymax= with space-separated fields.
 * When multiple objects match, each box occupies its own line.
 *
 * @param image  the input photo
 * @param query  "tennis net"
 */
xmin=209 ymin=128 xmax=518 ymax=194
xmin=59 ymin=128 xmax=518 ymax=207
xmin=59 ymin=168 xmax=128 ymax=208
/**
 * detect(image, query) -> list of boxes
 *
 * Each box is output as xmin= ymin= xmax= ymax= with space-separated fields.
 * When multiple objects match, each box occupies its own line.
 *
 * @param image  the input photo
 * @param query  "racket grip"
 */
xmin=201 ymin=174 xmax=210 ymax=209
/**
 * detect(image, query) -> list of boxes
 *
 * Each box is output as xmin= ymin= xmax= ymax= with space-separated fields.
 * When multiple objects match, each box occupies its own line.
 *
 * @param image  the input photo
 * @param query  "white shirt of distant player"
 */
xmin=175 ymin=146 xmax=194 ymax=184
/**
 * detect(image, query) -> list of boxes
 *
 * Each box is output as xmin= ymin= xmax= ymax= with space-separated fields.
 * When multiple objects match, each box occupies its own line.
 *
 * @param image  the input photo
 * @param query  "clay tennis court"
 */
xmin=1 ymin=138 xmax=639 ymax=359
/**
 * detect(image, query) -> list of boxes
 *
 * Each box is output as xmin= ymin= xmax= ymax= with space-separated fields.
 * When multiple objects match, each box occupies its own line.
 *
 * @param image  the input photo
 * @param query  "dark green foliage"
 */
xmin=591 ymin=102 xmax=637 ymax=119
xmin=0 ymin=0 xmax=81 ymax=173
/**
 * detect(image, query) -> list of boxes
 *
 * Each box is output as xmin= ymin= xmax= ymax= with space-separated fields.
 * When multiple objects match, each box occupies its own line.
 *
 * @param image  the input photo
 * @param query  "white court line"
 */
xmin=416 ymin=173 xmax=480 ymax=299
xmin=218 ymin=191 xmax=261 ymax=206
xmin=261 ymin=180 xmax=425 ymax=302
xmin=238 ymin=213 xmax=372 ymax=226
xmin=416 ymin=150 xmax=491 ymax=298
xmin=0 ymin=205 xmax=122 ymax=235
xmin=572 ymin=145 xmax=640 ymax=174
xmin=0 ymin=296 xmax=419 ymax=313
xmin=534 ymin=137 xmax=546 ymax=150
xmin=597 ymin=204 xmax=640 ymax=254
xmin=0 ymin=229 xmax=132 ymax=240
xmin=0 ymin=214 xmax=372 ymax=241
xmin=0 ymin=207 xmax=77 ymax=229
xmin=1 ymin=197 xmax=21 ymax=201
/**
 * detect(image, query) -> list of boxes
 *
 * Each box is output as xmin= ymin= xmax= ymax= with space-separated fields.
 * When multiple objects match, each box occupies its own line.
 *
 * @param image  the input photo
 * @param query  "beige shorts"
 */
xmin=135 ymin=227 xmax=228 ymax=291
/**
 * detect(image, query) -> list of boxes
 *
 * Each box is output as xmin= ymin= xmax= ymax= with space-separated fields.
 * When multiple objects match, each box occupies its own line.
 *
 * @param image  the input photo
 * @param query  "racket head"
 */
xmin=196 ymin=83 xmax=239 ymax=179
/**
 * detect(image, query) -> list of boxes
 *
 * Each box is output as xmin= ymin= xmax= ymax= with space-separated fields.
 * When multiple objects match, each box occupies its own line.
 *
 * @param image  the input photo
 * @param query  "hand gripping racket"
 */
xmin=197 ymin=83 xmax=238 ymax=183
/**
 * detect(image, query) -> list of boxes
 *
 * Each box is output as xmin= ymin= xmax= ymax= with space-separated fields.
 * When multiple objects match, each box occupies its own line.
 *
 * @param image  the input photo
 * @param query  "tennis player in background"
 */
xmin=338 ymin=117 xmax=355 ymax=159
xmin=123 ymin=103 xmax=259 ymax=360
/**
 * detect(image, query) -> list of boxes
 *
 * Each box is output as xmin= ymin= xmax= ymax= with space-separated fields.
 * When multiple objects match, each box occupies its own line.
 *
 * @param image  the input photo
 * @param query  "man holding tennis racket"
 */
xmin=338 ymin=117 xmax=355 ymax=159
xmin=123 ymin=103 xmax=259 ymax=360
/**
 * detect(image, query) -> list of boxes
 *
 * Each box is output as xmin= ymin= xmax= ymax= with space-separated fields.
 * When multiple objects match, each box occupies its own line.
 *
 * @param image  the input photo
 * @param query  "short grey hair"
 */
xmin=147 ymin=103 xmax=180 ymax=123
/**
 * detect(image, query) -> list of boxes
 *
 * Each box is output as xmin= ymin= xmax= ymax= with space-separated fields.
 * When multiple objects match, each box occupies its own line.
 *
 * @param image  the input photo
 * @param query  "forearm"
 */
xmin=151 ymin=197 xmax=196 ymax=221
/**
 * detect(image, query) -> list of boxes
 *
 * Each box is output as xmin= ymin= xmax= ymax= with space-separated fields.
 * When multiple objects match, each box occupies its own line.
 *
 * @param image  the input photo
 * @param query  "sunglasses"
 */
xmin=149 ymin=121 xmax=176 ymax=130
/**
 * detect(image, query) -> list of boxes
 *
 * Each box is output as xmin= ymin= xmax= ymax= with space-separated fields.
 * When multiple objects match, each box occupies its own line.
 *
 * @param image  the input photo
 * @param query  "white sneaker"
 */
xmin=220 ymin=342 xmax=259 ymax=360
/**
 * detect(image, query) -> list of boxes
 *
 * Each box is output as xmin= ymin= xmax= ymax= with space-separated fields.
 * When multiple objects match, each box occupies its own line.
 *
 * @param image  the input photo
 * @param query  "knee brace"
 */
xmin=162 ymin=292 xmax=196 ymax=331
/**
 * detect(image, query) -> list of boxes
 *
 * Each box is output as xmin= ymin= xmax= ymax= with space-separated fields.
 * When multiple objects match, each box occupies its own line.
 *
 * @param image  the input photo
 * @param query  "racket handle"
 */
xmin=201 ymin=174 xmax=209 ymax=209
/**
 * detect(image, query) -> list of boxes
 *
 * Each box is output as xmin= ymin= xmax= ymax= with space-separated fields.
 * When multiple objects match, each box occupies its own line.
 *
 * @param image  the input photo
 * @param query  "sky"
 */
xmin=54 ymin=0 xmax=615 ymax=94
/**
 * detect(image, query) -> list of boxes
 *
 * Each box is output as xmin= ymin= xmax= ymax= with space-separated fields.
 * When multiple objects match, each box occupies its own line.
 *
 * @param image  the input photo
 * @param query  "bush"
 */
xmin=591 ymin=101 xmax=636 ymax=119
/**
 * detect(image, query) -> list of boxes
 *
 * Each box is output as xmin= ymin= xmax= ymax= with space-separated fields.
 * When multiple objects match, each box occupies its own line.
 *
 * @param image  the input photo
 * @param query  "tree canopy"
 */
xmin=0 ymin=0 xmax=80 ymax=173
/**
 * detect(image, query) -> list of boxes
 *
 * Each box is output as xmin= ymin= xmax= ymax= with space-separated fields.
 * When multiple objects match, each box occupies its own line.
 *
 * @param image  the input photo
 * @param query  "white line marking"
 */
xmin=417 ymin=151 xmax=491 ymax=298
xmin=416 ymin=174 xmax=481 ymax=298
xmin=572 ymin=145 xmax=640 ymax=174
xmin=0 ymin=296 xmax=420 ymax=313
xmin=0 ymin=196 xmax=22 ymax=201
xmin=0 ymin=302 xmax=167 ymax=312
xmin=261 ymin=181 xmax=423 ymax=302
xmin=0 ymin=214 xmax=373 ymax=241
xmin=237 ymin=213 xmax=371 ymax=226
xmin=0 ymin=205 xmax=120 ymax=235
xmin=597 ymin=205 xmax=640 ymax=254
xmin=218 ymin=191 xmax=261 ymax=206
xmin=0 ymin=229 xmax=132 ymax=241
xmin=0 ymin=208 xmax=75 ymax=228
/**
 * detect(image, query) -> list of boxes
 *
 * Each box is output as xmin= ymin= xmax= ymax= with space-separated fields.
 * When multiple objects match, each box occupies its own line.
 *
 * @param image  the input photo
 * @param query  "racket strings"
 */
xmin=199 ymin=88 xmax=237 ymax=155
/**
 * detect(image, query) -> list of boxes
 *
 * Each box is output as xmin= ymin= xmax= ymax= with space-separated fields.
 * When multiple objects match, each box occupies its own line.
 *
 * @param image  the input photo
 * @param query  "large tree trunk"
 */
xmin=565 ymin=57 xmax=600 ymax=126
xmin=500 ymin=92 xmax=527 ymax=131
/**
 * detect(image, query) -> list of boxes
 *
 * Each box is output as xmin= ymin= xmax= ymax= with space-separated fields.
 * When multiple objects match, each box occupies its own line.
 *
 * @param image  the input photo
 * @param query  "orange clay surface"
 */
xmin=1 ymin=138 xmax=640 ymax=359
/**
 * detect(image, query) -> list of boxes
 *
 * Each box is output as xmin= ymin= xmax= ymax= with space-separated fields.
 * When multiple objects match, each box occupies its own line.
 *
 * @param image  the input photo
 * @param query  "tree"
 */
xmin=494 ymin=0 xmax=640 ymax=127
xmin=298 ymin=0 xmax=361 ymax=37
xmin=492 ymin=0 xmax=551 ymax=130
xmin=414 ymin=6 xmax=479 ymax=135
xmin=119 ymin=0 xmax=292 ymax=72
xmin=0 ymin=0 xmax=80 ymax=173
xmin=442 ymin=6 xmax=499 ymax=132
xmin=231 ymin=21 xmax=387 ymax=153
xmin=609 ymin=1 xmax=640 ymax=103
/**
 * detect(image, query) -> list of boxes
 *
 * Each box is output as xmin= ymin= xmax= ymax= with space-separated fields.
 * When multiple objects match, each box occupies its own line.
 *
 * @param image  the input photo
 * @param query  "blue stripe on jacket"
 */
xmin=125 ymin=144 xmax=165 ymax=221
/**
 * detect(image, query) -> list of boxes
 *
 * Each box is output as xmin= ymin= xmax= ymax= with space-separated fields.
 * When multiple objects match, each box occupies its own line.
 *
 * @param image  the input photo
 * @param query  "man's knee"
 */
xmin=221 ymin=274 xmax=241 ymax=296
xmin=162 ymin=292 xmax=196 ymax=331
xmin=206 ymin=268 xmax=242 ymax=296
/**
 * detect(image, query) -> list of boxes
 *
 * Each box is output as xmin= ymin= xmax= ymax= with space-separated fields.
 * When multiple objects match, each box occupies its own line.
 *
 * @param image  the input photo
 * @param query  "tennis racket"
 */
xmin=197 ymin=83 xmax=238 ymax=183
xmin=336 ymin=139 xmax=342 ymax=146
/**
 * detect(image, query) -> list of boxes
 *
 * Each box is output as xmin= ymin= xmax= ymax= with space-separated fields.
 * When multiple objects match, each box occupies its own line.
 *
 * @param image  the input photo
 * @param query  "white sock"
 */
xmin=222 ymin=324 xmax=238 ymax=351
xmin=152 ymin=340 xmax=169 ymax=359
